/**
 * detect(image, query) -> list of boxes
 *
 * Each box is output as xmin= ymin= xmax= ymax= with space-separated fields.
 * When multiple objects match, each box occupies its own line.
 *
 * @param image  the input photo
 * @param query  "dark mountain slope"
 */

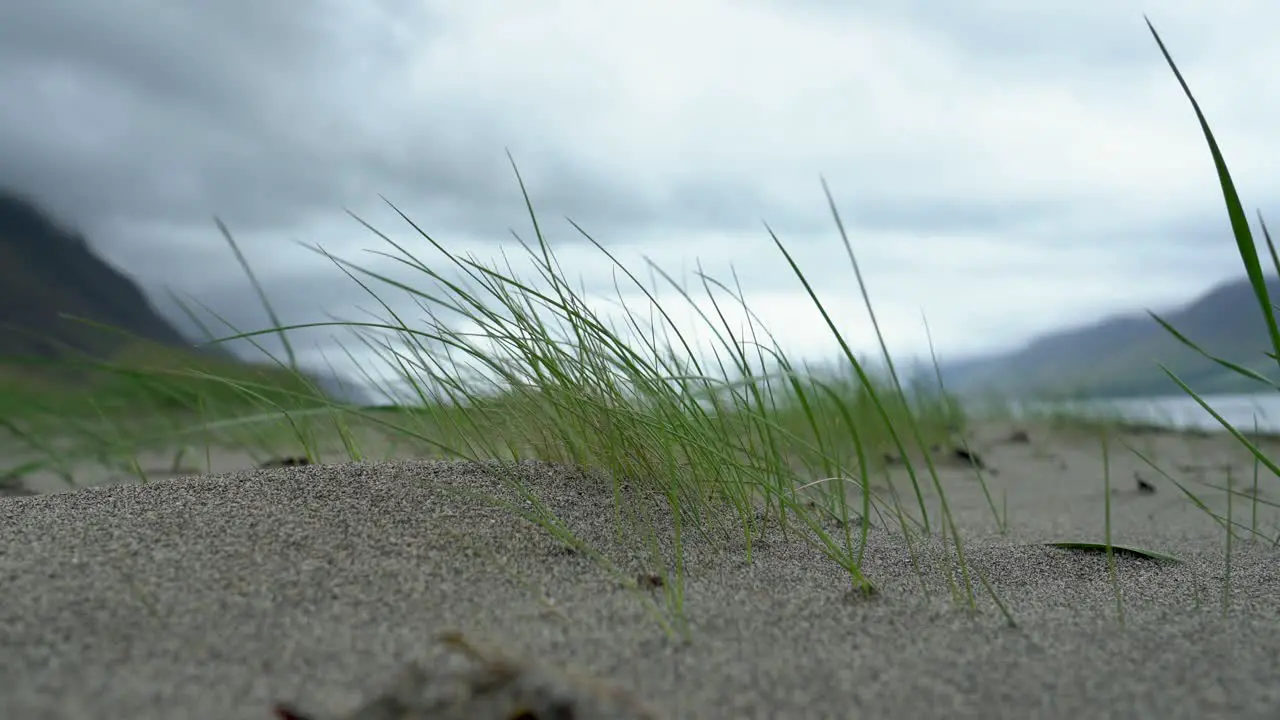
xmin=0 ymin=190 xmax=198 ymax=359
xmin=0 ymin=190 xmax=370 ymax=409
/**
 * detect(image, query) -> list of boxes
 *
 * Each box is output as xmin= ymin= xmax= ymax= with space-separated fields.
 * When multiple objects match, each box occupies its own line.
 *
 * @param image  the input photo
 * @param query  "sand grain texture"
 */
xmin=3 ymin=424 xmax=1280 ymax=718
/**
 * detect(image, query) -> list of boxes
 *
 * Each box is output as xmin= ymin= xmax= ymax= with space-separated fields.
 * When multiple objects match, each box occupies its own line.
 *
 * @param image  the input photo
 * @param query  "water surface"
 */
xmin=1012 ymin=392 xmax=1280 ymax=434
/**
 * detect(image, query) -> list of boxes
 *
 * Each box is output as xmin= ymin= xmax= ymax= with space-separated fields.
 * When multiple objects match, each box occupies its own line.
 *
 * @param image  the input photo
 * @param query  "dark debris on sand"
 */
xmin=273 ymin=631 xmax=661 ymax=720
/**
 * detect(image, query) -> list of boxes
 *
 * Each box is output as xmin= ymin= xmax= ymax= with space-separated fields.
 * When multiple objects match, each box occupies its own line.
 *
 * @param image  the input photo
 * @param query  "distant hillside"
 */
xmin=0 ymin=190 xmax=204 ymax=360
xmin=938 ymin=275 xmax=1280 ymax=400
xmin=0 ymin=190 xmax=367 ymax=406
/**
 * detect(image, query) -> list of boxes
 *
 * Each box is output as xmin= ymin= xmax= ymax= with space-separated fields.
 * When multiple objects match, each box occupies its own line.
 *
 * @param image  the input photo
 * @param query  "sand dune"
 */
xmin=3 ymin=421 xmax=1280 ymax=718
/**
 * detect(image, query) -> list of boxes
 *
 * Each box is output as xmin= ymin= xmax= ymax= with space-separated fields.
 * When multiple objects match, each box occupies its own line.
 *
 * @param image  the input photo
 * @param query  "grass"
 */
xmin=1044 ymin=542 xmax=1183 ymax=565
xmin=1140 ymin=14 xmax=1280 ymax=617
xmin=1 ymin=15 xmax=1276 ymax=641
xmin=0 ymin=339 xmax=344 ymax=494
xmin=4 ymin=170 xmax=996 ymax=633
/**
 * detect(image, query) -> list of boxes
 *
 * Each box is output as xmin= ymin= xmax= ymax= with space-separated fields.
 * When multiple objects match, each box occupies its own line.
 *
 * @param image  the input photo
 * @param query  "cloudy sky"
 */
xmin=2 ymin=0 xmax=1278 ymax=395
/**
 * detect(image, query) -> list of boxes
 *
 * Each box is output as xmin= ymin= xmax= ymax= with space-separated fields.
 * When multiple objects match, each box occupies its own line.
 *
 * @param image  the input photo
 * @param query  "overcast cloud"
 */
xmin=2 ymin=0 xmax=1278 ymax=395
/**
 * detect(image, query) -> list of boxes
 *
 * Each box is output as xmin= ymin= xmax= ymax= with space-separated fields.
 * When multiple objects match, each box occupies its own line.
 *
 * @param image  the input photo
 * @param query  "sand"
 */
xmin=3 ymin=420 xmax=1280 ymax=718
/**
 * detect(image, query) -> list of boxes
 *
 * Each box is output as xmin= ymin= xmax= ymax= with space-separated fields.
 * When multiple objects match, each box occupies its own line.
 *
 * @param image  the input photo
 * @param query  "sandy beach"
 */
xmin=4 ymin=419 xmax=1280 ymax=718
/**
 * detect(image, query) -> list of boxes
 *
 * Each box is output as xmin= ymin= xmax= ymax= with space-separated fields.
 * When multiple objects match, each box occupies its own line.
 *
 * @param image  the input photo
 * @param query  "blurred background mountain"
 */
xmin=936 ymin=273 xmax=1280 ymax=400
xmin=0 ymin=190 xmax=368 ymax=408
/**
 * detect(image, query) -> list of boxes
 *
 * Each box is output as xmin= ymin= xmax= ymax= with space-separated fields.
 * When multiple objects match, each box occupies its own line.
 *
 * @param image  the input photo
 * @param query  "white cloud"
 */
xmin=400 ymin=0 xmax=1274 ymax=219
xmin=3 ymin=0 xmax=1278 ymax=394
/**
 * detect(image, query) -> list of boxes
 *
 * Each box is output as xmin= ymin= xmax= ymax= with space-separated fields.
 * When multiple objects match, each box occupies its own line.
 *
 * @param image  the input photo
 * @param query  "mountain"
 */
xmin=0 ymin=191 xmax=204 ymax=360
xmin=937 ymin=274 xmax=1280 ymax=400
xmin=0 ymin=190 xmax=368 ymax=405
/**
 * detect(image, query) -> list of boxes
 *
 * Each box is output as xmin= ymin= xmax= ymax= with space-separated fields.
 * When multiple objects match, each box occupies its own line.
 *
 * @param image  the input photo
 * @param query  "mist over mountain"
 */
xmin=0 ymin=190 xmax=368 ymax=404
xmin=0 ymin=189 xmax=203 ymax=359
xmin=937 ymin=274 xmax=1280 ymax=400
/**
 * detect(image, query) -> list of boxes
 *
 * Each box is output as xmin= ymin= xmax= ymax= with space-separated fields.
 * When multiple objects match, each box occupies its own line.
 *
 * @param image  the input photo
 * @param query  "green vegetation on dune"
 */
xmin=1 ymin=344 xmax=326 ymax=420
xmin=5 ymin=158 xmax=991 ymax=632
xmin=0 ymin=339 xmax=341 ymax=496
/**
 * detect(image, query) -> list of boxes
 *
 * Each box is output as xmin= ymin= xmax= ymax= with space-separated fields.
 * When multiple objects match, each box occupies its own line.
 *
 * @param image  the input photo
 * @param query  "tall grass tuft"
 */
xmin=1145 ymin=15 xmax=1277 ymax=613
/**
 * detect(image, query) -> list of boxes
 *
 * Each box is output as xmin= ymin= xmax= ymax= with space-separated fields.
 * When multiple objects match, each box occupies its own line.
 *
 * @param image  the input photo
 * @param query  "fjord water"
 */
xmin=1012 ymin=393 xmax=1280 ymax=434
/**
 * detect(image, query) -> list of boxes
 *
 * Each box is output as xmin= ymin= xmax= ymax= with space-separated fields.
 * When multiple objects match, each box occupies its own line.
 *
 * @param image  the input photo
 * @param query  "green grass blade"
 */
xmin=1146 ymin=16 xmax=1280 ymax=366
xmin=1045 ymin=542 xmax=1182 ymax=564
